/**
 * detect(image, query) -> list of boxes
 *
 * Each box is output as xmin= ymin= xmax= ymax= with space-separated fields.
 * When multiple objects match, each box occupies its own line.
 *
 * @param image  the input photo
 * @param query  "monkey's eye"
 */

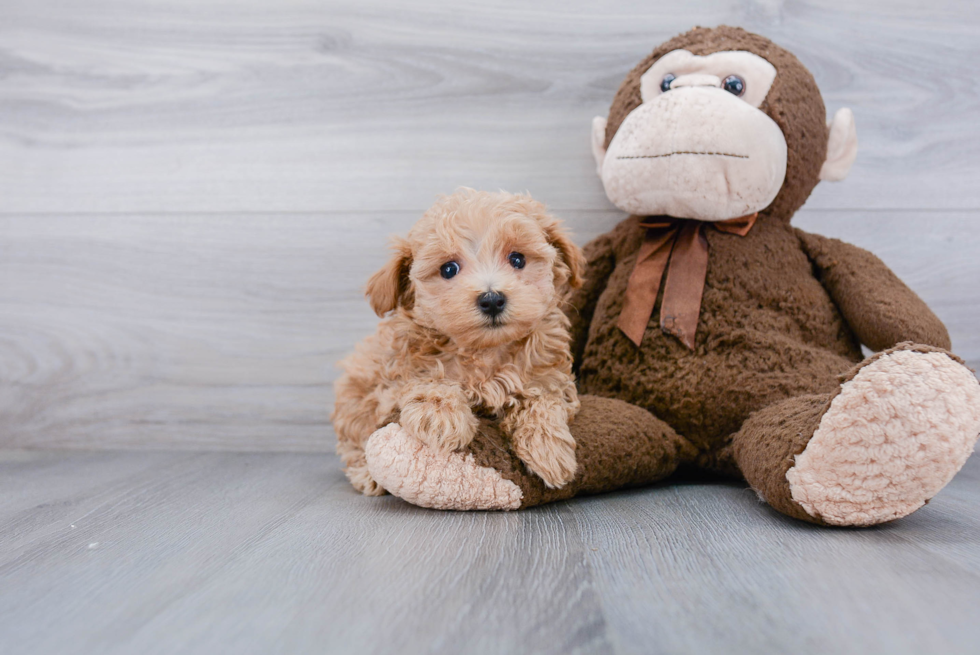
xmin=660 ymin=73 xmax=676 ymax=93
xmin=722 ymin=75 xmax=745 ymax=96
xmin=508 ymin=252 xmax=526 ymax=269
xmin=440 ymin=261 xmax=460 ymax=279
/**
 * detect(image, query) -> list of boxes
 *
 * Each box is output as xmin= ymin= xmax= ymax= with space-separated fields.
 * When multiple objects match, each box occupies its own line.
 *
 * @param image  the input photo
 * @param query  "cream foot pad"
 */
xmin=365 ymin=424 xmax=523 ymax=511
xmin=788 ymin=350 xmax=980 ymax=526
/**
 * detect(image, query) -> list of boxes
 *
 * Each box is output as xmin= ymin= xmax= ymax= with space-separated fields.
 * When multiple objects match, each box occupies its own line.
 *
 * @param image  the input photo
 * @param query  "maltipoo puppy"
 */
xmin=333 ymin=189 xmax=586 ymax=496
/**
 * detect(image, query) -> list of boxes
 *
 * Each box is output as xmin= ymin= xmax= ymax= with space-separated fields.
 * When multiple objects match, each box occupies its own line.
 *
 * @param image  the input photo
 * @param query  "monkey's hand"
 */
xmin=506 ymin=396 xmax=578 ymax=489
xmin=399 ymin=382 xmax=479 ymax=454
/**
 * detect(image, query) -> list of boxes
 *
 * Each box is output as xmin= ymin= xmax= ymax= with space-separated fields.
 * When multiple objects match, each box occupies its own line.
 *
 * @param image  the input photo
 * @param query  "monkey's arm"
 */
xmin=795 ymin=229 xmax=950 ymax=351
xmin=566 ymin=233 xmax=616 ymax=367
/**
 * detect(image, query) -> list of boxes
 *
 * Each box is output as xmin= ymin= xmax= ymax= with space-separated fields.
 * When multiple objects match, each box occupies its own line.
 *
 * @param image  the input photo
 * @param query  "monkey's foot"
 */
xmin=787 ymin=348 xmax=980 ymax=526
xmin=364 ymin=424 xmax=523 ymax=511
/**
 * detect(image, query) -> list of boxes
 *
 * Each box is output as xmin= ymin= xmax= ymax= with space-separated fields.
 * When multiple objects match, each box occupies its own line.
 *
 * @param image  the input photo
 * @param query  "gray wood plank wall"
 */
xmin=2 ymin=0 xmax=978 ymax=451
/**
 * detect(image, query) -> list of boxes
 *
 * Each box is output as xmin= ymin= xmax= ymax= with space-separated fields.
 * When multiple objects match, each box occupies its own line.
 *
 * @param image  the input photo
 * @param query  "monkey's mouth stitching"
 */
xmin=618 ymin=151 xmax=748 ymax=160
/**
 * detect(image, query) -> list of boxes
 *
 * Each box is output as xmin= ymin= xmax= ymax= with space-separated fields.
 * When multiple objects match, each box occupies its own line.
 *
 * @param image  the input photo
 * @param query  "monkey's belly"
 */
xmin=577 ymin=327 xmax=858 ymax=451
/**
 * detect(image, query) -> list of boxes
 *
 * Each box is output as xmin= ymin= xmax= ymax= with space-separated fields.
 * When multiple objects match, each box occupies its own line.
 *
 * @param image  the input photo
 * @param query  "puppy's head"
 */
xmin=366 ymin=189 xmax=585 ymax=349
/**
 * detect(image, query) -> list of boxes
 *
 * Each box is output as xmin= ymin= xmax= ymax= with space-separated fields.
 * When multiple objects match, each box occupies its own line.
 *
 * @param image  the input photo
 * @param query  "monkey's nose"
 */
xmin=477 ymin=291 xmax=507 ymax=318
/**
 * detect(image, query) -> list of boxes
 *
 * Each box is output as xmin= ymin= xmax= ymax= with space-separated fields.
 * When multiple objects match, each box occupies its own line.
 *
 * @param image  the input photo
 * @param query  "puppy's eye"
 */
xmin=660 ymin=73 xmax=676 ymax=93
xmin=508 ymin=252 xmax=526 ymax=269
xmin=722 ymin=75 xmax=745 ymax=96
xmin=439 ymin=261 xmax=460 ymax=279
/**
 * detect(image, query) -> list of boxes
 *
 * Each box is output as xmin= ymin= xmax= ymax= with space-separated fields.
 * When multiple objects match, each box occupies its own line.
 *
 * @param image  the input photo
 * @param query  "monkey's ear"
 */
xmin=819 ymin=108 xmax=858 ymax=181
xmin=591 ymin=116 xmax=608 ymax=176
xmin=365 ymin=237 xmax=413 ymax=317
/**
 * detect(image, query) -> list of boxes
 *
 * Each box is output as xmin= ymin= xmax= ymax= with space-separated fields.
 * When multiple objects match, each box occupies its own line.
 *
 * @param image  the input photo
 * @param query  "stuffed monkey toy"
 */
xmin=361 ymin=26 xmax=980 ymax=526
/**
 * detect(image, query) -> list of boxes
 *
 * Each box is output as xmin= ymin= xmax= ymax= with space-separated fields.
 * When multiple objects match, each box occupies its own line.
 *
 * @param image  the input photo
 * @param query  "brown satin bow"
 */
xmin=617 ymin=213 xmax=758 ymax=349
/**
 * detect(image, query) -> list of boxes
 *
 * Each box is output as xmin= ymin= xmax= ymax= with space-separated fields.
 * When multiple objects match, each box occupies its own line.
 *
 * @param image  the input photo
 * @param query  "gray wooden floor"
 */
xmin=2 ymin=447 xmax=980 ymax=655
xmin=2 ymin=0 xmax=980 ymax=653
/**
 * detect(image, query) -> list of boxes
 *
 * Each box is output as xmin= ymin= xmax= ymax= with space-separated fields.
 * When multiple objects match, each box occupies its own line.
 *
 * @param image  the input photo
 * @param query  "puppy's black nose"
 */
xmin=477 ymin=291 xmax=506 ymax=318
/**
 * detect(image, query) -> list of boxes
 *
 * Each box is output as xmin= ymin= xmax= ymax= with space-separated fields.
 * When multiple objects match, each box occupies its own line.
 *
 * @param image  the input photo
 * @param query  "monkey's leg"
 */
xmin=732 ymin=344 xmax=980 ymax=526
xmin=363 ymin=395 xmax=696 ymax=510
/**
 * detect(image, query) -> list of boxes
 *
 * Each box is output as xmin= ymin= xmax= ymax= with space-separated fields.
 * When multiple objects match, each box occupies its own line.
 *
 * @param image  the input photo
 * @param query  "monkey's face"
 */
xmin=596 ymin=50 xmax=787 ymax=221
xmin=593 ymin=39 xmax=857 ymax=221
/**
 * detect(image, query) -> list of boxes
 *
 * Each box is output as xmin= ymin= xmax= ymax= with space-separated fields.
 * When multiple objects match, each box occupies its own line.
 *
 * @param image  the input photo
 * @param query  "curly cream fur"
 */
xmin=333 ymin=189 xmax=586 ymax=494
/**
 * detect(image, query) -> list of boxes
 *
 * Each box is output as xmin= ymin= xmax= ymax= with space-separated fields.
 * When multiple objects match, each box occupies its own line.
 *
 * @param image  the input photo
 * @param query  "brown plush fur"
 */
xmin=730 ymin=394 xmax=832 ymax=524
xmin=794 ymin=231 xmax=952 ymax=351
xmin=571 ymin=215 xmax=866 ymax=454
xmin=468 ymin=395 xmax=697 ymax=508
xmin=333 ymin=189 xmax=586 ymax=494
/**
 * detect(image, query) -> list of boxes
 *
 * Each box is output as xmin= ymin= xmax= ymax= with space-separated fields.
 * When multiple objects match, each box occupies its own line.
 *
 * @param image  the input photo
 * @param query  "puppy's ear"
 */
xmin=542 ymin=218 xmax=586 ymax=292
xmin=365 ymin=237 xmax=414 ymax=317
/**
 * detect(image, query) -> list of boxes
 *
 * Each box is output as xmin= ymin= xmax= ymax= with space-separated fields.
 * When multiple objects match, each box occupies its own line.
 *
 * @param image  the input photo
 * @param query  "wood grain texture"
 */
xmin=1 ymin=210 xmax=976 ymax=451
xmin=1 ymin=0 xmax=979 ymax=450
xmin=0 ymin=0 xmax=979 ymax=215
xmin=1 ymin=448 xmax=979 ymax=655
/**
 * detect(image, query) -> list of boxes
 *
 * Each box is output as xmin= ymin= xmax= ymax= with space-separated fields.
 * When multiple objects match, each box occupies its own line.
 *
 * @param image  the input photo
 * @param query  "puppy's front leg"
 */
xmin=504 ymin=395 xmax=577 ymax=489
xmin=399 ymin=381 xmax=479 ymax=454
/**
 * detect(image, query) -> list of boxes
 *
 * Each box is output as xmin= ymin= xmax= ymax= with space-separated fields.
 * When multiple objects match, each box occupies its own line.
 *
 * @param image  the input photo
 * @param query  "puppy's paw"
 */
xmin=337 ymin=440 xmax=386 ymax=496
xmin=347 ymin=463 xmax=387 ymax=496
xmin=400 ymin=384 xmax=478 ymax=454
xmin=514 ymin=423 xmax=578 ymax=489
